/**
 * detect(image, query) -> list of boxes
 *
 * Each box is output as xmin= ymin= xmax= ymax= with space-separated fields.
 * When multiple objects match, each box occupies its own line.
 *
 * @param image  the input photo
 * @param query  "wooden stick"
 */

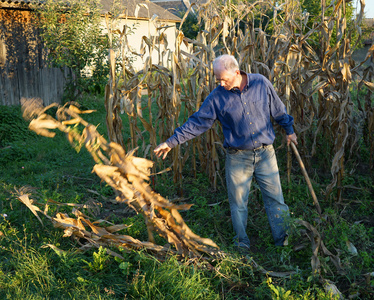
xmin=290 ymin=143 xmax=322 ymax=216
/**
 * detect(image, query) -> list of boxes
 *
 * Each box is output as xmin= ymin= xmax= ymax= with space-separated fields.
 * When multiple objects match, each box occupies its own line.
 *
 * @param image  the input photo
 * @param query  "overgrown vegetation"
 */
xmin=1 ymin=0 xmax=373 ymax=298
xmin=1 ymin=95 xmax=373 ymax=298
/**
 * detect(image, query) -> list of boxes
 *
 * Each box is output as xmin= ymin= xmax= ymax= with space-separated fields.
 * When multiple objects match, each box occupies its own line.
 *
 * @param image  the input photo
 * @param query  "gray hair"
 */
xmin=213 ymin=55 xmax=239 ymax=72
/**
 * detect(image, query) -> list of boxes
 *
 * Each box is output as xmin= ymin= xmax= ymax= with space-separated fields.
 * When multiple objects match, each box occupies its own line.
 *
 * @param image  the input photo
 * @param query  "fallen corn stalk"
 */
xmin=16 ymin=192 xmax=180 ymax=260
xmin=21 ymin=98 xmax=221 ymax=259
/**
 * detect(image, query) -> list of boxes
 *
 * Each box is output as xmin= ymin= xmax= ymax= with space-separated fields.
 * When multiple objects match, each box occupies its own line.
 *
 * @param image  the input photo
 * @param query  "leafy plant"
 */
xmin=83 ymin=246 xmax=110 ymax=273
xmin=0 ymin=106 xmax=36 ymax=147
xmin=32 ymin=0 xmax=108 ymax=98
xmin=267 ymin=277 xmax=292 ymax=300
xmin=130 ymin=255 xmax=219 ymax=300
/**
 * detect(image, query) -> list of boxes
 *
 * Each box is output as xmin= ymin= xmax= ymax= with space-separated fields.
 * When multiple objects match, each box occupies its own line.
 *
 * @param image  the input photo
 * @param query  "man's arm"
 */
xmin=264 ymin=77 xmax=297 ymax=145
xmin=154 ymin=94 xmax=217 ymax=159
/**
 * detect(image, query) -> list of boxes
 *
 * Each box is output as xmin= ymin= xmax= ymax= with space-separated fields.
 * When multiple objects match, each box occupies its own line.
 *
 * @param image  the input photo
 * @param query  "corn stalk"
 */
xmin=106 ymin=0 xmax=372 ymax=201
xmin=21 ymin=98 xmax=220 ymax=259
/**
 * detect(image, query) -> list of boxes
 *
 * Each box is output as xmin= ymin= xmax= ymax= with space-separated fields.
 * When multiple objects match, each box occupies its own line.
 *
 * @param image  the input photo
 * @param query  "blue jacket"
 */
xmin=166 ymin=73 xmax=294 ymax=150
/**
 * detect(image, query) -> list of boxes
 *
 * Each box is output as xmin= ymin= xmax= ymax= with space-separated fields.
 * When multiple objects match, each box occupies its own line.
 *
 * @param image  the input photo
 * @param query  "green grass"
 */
xmin=0 ymin=94 xmax=373 ymax=299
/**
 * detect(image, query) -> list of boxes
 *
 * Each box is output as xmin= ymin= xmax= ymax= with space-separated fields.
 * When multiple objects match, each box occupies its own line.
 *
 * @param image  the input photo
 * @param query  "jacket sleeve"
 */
xmin=266 ymin=79 xmax=295 ymax=135
xmin=166 ymin=97 xmax=217 ymax=148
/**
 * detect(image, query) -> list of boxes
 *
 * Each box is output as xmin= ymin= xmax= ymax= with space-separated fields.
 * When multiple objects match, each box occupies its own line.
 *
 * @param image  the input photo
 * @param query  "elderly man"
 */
xmin=154 ymin=54 xmax=297 ymax=251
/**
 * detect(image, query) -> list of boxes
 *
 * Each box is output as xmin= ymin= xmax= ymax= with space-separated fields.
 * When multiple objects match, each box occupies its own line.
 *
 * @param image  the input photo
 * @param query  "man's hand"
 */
xmin=154 ymin=142 xmax=172 ymax=159
xmin=287 ymin=133 xmax=298 ymax=146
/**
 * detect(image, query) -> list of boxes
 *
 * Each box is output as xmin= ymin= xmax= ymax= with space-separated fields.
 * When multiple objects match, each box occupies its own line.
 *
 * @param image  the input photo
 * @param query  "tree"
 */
xmin=32 ymin=0 xmax=109 ymax=97
xmin=179 ymin=12 xmax=201 ymax=40
xmin=300 ymin=0 xmax=358 ymax=51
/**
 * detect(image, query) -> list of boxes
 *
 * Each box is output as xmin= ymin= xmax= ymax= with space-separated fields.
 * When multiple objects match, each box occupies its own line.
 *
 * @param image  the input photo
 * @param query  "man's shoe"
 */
xmin=283 ymin=235 xmax=289 ymax=246
xmin=236 ymin=242 xmax=251 ymax=254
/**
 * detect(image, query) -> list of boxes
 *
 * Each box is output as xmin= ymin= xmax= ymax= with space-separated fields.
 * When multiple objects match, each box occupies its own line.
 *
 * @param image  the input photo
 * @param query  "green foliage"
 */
xmin=122 ymin=215 xmax=148 ymax=241
xmin=82 ymin=246 xmax=110 ymax=273
xmin=0 ymin=106 xmax=36 ymax=148
xmin=361 ymin=19 xmax=374 ymax=45
xmin=34 ymin=0 xmax=104 ymax=72
xmin=300 ymin=0 xmax=358 ymax=50
xmin=179 ymin=12 xmax=201 ymax=40
xmin=267 ymin=277 xmax=292 ymax=300
xmin=0 ymin=219 xmax=127 ymax=298
xmin=33 ymin=0 xmax=109 ymax=99
xmin=130 ymin=255 xmax=219 ymax=299
xmin=254 ymin=0 xmax=360 ymax=52
xmin=118 ymin=261 xmax=132 ymax=276
xmin=0 ymin=93 xmax=373 ymax=299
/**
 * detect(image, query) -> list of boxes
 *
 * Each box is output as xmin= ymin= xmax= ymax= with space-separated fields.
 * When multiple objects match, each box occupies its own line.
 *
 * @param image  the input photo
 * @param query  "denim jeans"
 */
xmin=225 ymin=144 xmax=289 ymax=247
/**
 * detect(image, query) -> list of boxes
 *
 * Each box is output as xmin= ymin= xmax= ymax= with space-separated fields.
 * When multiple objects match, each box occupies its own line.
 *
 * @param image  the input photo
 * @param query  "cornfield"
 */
xmin=21 ymin=97 xmax=344 ymax=283
xmin=105 ymin=0 xmax=373 ymax=203
xmin=18 ymin=0 xmax=373 ymax=293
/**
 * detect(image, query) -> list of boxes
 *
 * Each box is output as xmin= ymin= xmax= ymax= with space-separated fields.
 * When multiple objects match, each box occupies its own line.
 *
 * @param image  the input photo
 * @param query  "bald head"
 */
xmin=213 ymin=55 xmax=239 ymax=74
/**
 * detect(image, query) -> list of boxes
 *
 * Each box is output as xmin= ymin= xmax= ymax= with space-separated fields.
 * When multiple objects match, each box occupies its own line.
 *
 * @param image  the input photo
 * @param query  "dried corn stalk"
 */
xmin=16 ymin=191 xmax=178 ymax=260
xmin=22 ymin=98 xmax=220 ymax=259
xmin=15 ymin=187 xmax=302 ymax=278
xmin=105 ymin=0 xmax=372 ymax=200
xmin=295 ymin=219 xmax=344 ymax=276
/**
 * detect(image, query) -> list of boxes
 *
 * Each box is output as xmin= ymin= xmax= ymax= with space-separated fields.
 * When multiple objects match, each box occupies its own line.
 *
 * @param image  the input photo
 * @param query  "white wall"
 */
xmin=101 ymin=17 xmax=180 ymax=71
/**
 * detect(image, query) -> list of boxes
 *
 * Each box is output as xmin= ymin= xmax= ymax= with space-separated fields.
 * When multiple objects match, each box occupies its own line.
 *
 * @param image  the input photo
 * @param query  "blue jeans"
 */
xmin=225 ymin=144 xmax=289 ymax=247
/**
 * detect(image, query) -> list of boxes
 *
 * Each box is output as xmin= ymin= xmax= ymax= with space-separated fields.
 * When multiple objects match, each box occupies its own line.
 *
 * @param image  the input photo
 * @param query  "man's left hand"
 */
xmin=287 ymin=133 xmax=297 ymax=146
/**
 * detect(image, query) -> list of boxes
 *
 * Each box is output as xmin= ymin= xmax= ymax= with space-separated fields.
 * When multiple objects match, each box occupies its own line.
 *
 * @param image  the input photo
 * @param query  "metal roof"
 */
xmin=101 ymin=0 xmax=181 ymax=21
xmin=0 ymin=0 xmax=35 ymax=4
xmin=0 ymin=0 xmax=181 ymax=22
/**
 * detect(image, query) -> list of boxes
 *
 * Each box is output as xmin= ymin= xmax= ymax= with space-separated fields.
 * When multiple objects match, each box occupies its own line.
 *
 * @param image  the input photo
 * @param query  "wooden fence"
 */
xmin=0 ymin=5 xmax=70 ymax=106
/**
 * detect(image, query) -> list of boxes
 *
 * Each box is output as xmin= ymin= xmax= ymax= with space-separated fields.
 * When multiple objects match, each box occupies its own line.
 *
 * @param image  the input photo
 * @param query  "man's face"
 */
xmin=214 ymin=68 xmax=240 ymax=91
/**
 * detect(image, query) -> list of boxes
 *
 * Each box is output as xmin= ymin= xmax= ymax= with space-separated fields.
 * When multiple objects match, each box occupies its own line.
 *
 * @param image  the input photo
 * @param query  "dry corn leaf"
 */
xmin=29 ymin=114 xmax=61 ymax=137
xmin=363 ymin=80 xmax=374 ymax=92
xmin=296 ymin=219 xmax=344 ymax=274
xmin=41 ymin=244 xmax=67 ymax=256
xmin=68 ymin=105 xmax=96 ymax=114
xmin=346 ymin=240 xmax=358 ymax=256
xmin=324 ymin=280 xmax=344 ymax=299
xmin=341 ymin=62 xmax=352 ymax=82
xmin=18 ymin=194 xmax=44 ymax=225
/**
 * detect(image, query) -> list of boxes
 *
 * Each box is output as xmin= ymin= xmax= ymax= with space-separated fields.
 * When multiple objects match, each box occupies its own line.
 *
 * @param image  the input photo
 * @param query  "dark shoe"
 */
xmin=275 ymin=235 xmax=289 ymax=247
xmin=283 ymin=235 xmax=289 ymax=246
xmin=235 ymin=242 xmax=251 ymax=254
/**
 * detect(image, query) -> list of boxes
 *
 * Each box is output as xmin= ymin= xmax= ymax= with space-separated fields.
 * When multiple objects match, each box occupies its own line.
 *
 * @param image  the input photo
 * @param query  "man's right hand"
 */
xmin=154 ymin=142 xmax=172 ymax=159
xmin=286 ymin=133 xmax=298 ymax=146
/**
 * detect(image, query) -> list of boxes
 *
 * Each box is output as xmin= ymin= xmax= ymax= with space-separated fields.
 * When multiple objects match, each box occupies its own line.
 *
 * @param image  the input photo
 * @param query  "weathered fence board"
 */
xmin=0 ymin=5 xmax=71 ymax=106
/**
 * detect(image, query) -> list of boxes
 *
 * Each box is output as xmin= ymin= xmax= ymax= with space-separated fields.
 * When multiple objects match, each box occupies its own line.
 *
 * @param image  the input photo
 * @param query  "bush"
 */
xmin=0 ymin=106 xmax=36 ymax=147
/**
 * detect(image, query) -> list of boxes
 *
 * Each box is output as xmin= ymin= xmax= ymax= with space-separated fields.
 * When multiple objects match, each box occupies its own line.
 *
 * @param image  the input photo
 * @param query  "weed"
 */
xmin=82 ymin=246 xmax=110 ymax=273
xmin=130 ymin=255 xmax=219 ymax=299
